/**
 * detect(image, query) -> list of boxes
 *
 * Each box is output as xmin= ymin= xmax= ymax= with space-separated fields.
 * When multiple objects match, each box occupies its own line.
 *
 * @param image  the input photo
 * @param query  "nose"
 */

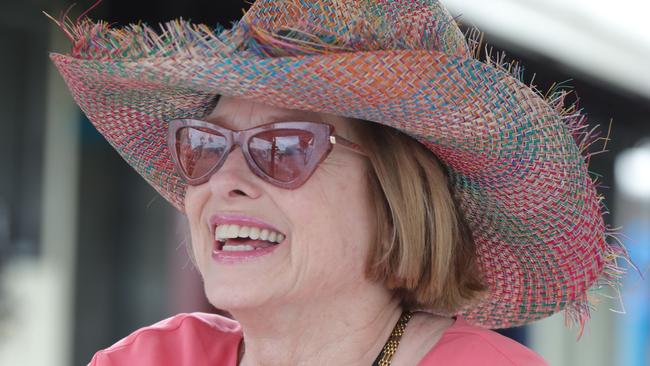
xmin=206 ymin=146 xmax=263 ymax=200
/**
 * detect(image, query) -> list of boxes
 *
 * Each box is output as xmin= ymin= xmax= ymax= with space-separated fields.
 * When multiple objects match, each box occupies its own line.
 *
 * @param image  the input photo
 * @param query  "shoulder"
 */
xmin=418 ymin=316 xmax=549 ymax=366
xmin=88 ymin=312 xmax=242 ymax=366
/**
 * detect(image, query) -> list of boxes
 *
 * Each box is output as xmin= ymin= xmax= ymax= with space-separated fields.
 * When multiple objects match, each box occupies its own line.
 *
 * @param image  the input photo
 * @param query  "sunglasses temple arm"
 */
xmin=330 ymin=135 xmax=368 ymax=156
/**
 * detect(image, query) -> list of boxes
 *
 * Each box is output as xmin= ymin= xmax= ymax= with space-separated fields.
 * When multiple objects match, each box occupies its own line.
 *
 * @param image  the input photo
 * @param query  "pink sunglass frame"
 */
xmin=167 ymin=119 xmax=367 ymax=189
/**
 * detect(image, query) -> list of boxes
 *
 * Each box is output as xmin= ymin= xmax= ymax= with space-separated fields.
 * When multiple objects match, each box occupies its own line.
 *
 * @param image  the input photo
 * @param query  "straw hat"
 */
xmin=48 ymin=0 xmax=627 ymax=332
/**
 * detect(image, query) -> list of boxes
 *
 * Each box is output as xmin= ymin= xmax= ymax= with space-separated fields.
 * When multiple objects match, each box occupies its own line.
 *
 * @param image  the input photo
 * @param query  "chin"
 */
xmin=202 ymin=275 xmax=277 ymax=313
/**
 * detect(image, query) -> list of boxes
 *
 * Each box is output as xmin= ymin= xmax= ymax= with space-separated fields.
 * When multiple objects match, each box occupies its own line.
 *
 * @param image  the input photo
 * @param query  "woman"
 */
xmin=49 ymin=0 xmax=627 ymax=364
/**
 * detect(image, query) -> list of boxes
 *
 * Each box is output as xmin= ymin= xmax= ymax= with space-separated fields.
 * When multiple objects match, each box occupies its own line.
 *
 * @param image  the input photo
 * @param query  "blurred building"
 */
xmin=0 ymin=1 xmax=648 ymax=365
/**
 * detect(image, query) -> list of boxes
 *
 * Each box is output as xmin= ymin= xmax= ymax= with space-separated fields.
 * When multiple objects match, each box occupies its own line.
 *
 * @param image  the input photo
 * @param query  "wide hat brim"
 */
xmin=49 ymin=7 xmax=624 ymax=331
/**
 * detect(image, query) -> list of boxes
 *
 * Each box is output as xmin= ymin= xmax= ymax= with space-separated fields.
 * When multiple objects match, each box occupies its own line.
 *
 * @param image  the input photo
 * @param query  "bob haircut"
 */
xmin=351 ymin=119 xmax=488 ymax=314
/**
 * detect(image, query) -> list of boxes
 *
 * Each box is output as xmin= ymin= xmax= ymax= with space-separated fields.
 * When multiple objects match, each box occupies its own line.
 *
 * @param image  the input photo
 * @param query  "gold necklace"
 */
xmin=373 ymin=310 xmax=414 ymax=366
xmin=237 ymin=310 xmax=414 ymax=366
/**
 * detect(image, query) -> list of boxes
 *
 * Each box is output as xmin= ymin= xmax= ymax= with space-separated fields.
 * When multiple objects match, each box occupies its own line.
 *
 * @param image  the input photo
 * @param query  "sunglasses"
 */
xmin=168 ymin=119 xmax=367 ymax=189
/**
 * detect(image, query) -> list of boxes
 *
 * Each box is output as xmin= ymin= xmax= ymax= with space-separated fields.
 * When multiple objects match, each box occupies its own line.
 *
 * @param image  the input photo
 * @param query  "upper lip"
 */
xmin=208 ymin=213 xmax=285 ymax=237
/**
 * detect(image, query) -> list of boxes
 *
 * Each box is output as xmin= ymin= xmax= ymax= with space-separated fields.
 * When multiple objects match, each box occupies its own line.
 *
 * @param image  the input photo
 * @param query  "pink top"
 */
xmin=88 ymin=313 xmax=548 ymax=365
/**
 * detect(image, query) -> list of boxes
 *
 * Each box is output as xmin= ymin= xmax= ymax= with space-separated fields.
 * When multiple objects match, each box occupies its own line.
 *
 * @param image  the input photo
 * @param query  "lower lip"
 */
xmin=211 ymin=239 xmax=283 ymax=263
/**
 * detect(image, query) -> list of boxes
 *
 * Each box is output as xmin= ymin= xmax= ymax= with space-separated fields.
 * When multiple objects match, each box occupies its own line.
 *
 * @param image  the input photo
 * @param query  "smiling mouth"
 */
xmin=213 ymin=224 xmax=286 ymax=253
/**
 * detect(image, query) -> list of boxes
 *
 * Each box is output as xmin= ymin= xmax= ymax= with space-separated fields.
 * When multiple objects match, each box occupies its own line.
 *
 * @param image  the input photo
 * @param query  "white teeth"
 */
xmin=222 ymin=244 xmax=255 ymax=252
xmin=250 ymin=227 xmax=260 ymax=240
xmin=238 ymin=226 xmax=250 ymax=238
xmin=214 ymin=224 xmax=285 ymax=243
xmin=227 ymin=225 xmax=240 ymax=238
xmin=215 ymin=225 xmax=228 ymax=240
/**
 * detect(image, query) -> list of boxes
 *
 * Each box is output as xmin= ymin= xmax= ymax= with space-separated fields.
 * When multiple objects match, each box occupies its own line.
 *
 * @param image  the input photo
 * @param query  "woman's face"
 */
xmin=184 ymin=96 xmax=378 ymax=312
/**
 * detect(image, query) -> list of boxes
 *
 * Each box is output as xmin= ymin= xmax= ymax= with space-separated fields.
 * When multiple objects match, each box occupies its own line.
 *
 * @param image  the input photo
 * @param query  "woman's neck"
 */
xmin=231 ymin=286 xmax=402 ymax=366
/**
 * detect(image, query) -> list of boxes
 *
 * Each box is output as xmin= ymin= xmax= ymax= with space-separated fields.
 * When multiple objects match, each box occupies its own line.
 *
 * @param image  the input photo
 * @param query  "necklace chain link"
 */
xmin=376 ymin=310 xmax=413 ymax=366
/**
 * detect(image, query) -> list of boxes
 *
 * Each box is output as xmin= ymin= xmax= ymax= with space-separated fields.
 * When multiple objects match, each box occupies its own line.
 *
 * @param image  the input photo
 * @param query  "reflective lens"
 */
xmin=248 ymin=129 xmax=316 ymax=182
xmin=175 ymin=127 xmax=228 ymax=179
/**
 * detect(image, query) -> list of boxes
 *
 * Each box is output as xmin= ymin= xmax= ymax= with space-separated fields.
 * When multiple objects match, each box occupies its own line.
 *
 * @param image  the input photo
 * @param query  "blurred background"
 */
xmin=0 ymin=0 xmax=648 ymax=365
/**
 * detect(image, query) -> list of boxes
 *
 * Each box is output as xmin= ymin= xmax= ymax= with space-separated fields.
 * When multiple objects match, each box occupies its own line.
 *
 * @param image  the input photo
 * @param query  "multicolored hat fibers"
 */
xmin=47 ymin=0 xmax=629 ymax=333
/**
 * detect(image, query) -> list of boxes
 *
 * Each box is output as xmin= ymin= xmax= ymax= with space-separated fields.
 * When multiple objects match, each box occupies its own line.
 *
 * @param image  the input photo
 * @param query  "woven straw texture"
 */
xmin=48 ymin=0 xmax=626 ymax=331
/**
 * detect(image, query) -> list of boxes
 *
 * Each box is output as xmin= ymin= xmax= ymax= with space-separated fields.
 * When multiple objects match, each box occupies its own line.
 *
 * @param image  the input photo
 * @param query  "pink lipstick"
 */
xmin=209 ymin=213 xmax=286 ymax=263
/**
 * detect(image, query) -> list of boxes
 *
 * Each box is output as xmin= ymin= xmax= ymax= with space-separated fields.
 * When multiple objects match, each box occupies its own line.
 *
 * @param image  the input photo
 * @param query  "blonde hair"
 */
xmin=351 ymin=119 xmax=488 ymax=314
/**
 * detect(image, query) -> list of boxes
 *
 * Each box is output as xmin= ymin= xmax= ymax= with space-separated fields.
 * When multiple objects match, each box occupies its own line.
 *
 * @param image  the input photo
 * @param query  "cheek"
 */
xmin=289 ymin=165 xmax=375 ymax=278
xmin=330 ymin=177 xmax=375 ymax=259
xmin=183 ymin=186 xmax=211 ymax=266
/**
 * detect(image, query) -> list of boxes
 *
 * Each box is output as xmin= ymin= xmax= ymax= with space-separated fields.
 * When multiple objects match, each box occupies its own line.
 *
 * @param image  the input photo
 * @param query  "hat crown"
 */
xmin=241 ymin=0 xmax=470 ymax=58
